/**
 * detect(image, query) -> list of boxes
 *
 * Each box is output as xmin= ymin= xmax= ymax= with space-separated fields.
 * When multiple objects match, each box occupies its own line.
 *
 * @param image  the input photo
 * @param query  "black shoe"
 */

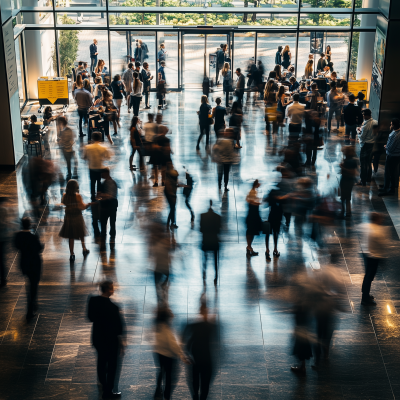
xmin=361 ymin=298 xmax=377 ymax=306
xmin=378 ymin=191 xmax=395 ymax=197
xmin=26 ymin=312 xmax=37 ymax=320
xmin=79 ymin=133 xmax=86 ymax=137
xmin=69 ymin=254 xmax=75 ymax=262
xmin=291 ymin=366 xmax=306 ymax=375
xmin=196 ymin=146 xmax=200 ymax=151
xmin=153 ymin=182 xmax=158 ymax=187
xmin=145 ymin=106 xmax=151 ymax=109
xmin=103 ymin=392 xmax=122 ymax=399
xmin=224 ymin=187 xmax=229 ymax=192
xmin=82 ymin=249 xmax=90 ymax=256
xmin=265 ymin=251 xmax=271 ymax=261
xmin=369 ymin=295 xmax=375 ymax=300
xmin=246 ymin=248 xmax=259 ymax=257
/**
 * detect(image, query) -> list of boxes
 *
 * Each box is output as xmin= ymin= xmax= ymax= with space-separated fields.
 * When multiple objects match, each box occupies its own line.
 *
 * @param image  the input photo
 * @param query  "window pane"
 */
xmin=301 ymin=0 xmax=352 ymax=8
xmin=300 ymin=13 xmax=352 ymax=27
xmin=183 ymin=34 xmax=204 ymax=86
xmin=56 ymin=0 xmax=103 ymax=7
xmin=109 ymin=12 xmax=156 ymax=25
xmin=210 ymin=12 xmax=297 ymax=26
xmin=233 ymin=32 xmax=255 ymax=75
xmin=157 ymin=32 xmax=178 ymax=88
xmin=257 ymin=33 xmax=297 ymax=75
xmin=57 ymin=13 xmax=107 ymax=26
xmin=21 ymin=12 xmax=54 ymax=25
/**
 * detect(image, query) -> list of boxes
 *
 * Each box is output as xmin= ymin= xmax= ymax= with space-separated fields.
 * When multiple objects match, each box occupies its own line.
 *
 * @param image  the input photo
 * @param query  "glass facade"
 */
xmin=13 ymin=0 xmax=377 ymax=98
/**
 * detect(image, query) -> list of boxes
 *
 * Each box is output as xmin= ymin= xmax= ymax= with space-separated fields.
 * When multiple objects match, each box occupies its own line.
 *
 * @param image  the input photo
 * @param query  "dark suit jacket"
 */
xmin=141 ymin=68 xmax=151 ymax=90
xmin=200 ymin=208 xmax=221 ymax=250
xmin=236 ymin=74 xmax=245 ymax=93
xmin=87 ymin=295 xmax=124 ymax=349
xmin=317 ymin=58 xmax=327 ymax=72
xmin=14 ymin=231 xmax=43 ymax=277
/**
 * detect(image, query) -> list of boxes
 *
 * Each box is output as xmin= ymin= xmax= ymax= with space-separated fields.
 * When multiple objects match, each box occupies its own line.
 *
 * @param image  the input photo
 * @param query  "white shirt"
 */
xmin=362 ymin=222 xmax=388 ymax=259
xmin=144 ymin=122 xmax=157 ymax=142
xmin=154 ymin=323 xmax=183 ymax=358
xmin=83 ymin=142 xmax=111 ymax=170
xmin=285 ymin=101 xmax=305 ymax=125
xmin=131 ymin=80 xmax=143 ymax=97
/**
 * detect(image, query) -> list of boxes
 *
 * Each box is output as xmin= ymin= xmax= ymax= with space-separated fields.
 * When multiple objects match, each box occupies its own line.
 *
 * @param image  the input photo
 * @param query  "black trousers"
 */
xmin=225 ymin=90 xmax=229 ymax=108
xmin=202 ymin=250 xmax=218 ymax=279
xmin=165 ymin=193 xmax=176 ymax=225
xmin=217 ymin=163 xmax=231 ymax=188
xmin=362 ymin=256 xmax=380 ymax=299
xmin=184 ymin=194 xmax=194 ymax=219
xmin=26 ymin=273 xmax=39 ymax=317
xmin=131 ymin=147 xmax=144 ymax=169
xmin=288 ymin=123 xmax=301 ymax=142
xmin=383 ymin=154 xmax=400 ymax=192
xmin=156 ymin=354 xmax=175 ymax=400
xmin=89 ymin=169 xmax=102 ymax=201
xmin=78 ymin=108 xmax=89 ymax=135
xmin=314 ymin=313 xmax=334 ymax=364
xmin=236 ymin=91 xmax=244 ymax=108
xmin=305 ymin=145 xmax=317 ymax=166
xmin=144 ymin=91 xmax=149 ymax=107
xmin=192 ymin=363 xmax=212 ymax=400
xmin=63 ymin=150 xmax=78 ymax=178
xmin=197 ymin=124 xmax=210 ymax=147
xmin=95 ymin=343 xmax=119 ymax=395
xmin=131 ymin=96 xmax=141 ymax=116
xmin=100 ymin=202 xmax=117 ymax=239
xmin=360 ymin=143 xmax=374 ymax=184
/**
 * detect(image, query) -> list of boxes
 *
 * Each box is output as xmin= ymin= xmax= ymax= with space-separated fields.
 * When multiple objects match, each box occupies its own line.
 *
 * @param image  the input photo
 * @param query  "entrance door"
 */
xmin=182 ymin=31 xmax=231 ymax=88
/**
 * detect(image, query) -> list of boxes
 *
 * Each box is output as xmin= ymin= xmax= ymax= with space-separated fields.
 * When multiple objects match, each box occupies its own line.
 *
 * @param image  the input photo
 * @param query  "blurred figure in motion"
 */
xmin=154 ymin=306 xmax=187 ymax=400
xmin=57 ymin=115 xmax=78 ymax=181
xmin=59 ymin=179 xmax=91 ymax=262
xmin=200 ymin=200 xmax=221 ymax=286
xmin=229 ymin=101 xmax=243 ymax=149
xmin=212 ymin=128 xmax=240 ymax=192
xmin=152 ymin=224 xmax=172 ymax=304
xmin=14 ymin=217 xmax=44 ymax=320
xmin=129 ymin=116 xmax=144 ymax=171
xmin=0 ymin=197 xmax=9 ymax=287
xmin=361 ymin=212 xmax=387 ymax=306
xmin=98 ymin=168 xmax=118 ymax=251
xmin=246 ymin=180 xmax=263 ymax=257
xmin=165 ymin=162 xmax=179 ymax=230
xmin=339 ymin=146 xmax=358 ymax=219
xmin=264 ymin=189 xmax=283 ymax=260
xmin=277 ymin=166 xmax=294 ymax=230
xmin=183 ymin=167 xmax=195 ymax=225
xmin=183 ymin=301 xmax=217 ymax=400
xmin=212 ymin=97 xmax=227 ymax=138
xmin=292 ymin=177 xmax=315 ymax=238
xmin=88 ymin=281 xmax=125 ymax=400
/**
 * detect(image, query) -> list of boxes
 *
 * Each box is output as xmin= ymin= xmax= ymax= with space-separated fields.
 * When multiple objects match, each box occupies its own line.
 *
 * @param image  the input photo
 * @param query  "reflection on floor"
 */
xmin=2 ymin=90 xmax=400 ymax=400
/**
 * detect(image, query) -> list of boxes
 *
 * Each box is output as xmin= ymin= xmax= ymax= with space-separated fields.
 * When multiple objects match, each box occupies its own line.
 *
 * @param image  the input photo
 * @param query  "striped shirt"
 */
xmin=386 ymin=129 xmax=400 ymax=157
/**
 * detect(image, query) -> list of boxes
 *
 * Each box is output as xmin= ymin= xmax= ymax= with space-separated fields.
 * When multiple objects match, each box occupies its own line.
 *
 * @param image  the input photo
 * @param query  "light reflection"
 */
xmin=387 ymin=304 xmax=392 ymax=314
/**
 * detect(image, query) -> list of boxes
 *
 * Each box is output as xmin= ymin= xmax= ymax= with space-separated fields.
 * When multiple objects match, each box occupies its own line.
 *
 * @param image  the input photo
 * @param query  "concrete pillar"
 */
xmin=22 ymin=0 xmax=44 ymax=99
xmin=356 ymin=0 xmax=378 ymax=98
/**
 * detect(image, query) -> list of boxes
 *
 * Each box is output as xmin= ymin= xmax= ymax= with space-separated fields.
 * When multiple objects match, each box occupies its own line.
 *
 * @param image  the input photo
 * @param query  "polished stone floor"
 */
xmin=2 ymin=90 xmax=400 ymax=400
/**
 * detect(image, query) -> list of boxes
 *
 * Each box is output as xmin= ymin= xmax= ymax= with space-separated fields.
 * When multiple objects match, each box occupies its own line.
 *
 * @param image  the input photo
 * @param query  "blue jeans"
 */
xmin=90 ymin=56 xmax=97 ymax=73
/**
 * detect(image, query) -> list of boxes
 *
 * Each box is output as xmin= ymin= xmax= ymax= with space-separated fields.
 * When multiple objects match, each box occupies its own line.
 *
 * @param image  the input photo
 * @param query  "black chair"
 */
xmin=25 ymin=132 xmax=43 ymax=157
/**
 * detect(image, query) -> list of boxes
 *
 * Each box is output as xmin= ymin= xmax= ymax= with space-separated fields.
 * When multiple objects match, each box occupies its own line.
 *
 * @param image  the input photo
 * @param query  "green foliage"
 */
xmin=52 ymin=15 xmax=80 ymax=77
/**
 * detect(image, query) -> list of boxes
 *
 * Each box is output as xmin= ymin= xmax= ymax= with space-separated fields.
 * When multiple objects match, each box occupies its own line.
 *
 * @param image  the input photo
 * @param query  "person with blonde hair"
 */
xmin=282 ymin=45 xmax=291 ymax=69
xmin=305 ymin=60 xmax=313 ymax=79
xmin=221 ymin=62 xmax=232 ymax=107
xmin=59 ymin=179 xmax=91 ymax=261
xmin=94 ymin=59 xmax=105 ymax=78
xmin=196 ymin=95 xmax=212 ymax=150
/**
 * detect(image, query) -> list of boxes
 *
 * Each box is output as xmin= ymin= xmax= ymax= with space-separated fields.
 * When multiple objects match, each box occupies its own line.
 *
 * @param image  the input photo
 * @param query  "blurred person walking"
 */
xmin=196 ymin=95 xmax=212 ymax=150
xmin=285 ymin=93 xmax=305 ymax=143
xmin=122 ymin=62 xmax=134 ymax=112
xmin=165 ymin=162 xmax=180 ymax=230
xmin=229 ymin=101 xmax=243 ymax=149
xmin=129 ymin=116 xmax=144 ymax=171
xmin=339 ymin=146 xmax=358 ymax=219
xmin=74 ymin=77 xmax=93 ymax=137
xmin=264 ymin=189 xmax=283 ymax=260
xmin=361 ymin=212 xmax=387 ymax=306
xmin=378 ymin=118 xmax=400 ymax=196
xmin=110 ymin=75 xmax=125 ymax=124
xmin=327 ymin=81 xmax=344 ymax=134
xmin=343 ymin=93 xmax=363 ymax=142
xmin=88 ymin=280 xmax=125 ymax=400
xmin=275 ymin=46 xmax=282 ymax=66
xmin=212 ymin=97 xmax=227 ymax=138
xmin=216 ymin=44 xmax=227 ymax=84
xmin=200 ymin=200 xmax=221 ymax=286
xmin=83 ymin=132 xmax=112 ymax=201
xmin=245 ymin=180 xmax=263 ymax=257
xmin=357 ymin=108 xmax=377 ymax=186
xmin=98 ymin=168 xmax=118 ymax=251
xmin=157 ymin=43 xmax=167 ymax=67
xmin=221 ymin=62 xmax=232 ymax=108
xmin=141 ymin=62 xmax=153 ymax=109
xmin=14 ymin=217 xmax=44 ymax=320
xmin=183 ymin=167 xmax=195 ymax=224
xmin=183 ymin=301 xmax=217 ymax=400
xmin=234 ymin=68 xmax=245 ymax=108
xmin=212 ymin=128 xmax=239 ymax=192
xmin=154 ymin=307 xmax=187 ymax=400
xmin=59 ymin=179 xmax=91 ymax=261
xmin=57 ymin=116 xmax=78 ymax=181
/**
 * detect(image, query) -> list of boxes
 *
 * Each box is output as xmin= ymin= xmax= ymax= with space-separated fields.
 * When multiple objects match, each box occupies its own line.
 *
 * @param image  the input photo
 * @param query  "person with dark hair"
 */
xmin=57 ymin=115 xmax=78 ymax=180
xmin=357 ymin=108 xmax=378 ymax=186
xmin=265 ymin=189 xmax=283 ymax=260
xmin=131 ymin=71 xmax=143 ymax=116
xmin=357 ymin=91 xmax=365 ymax=109
xmin=229 ymin=101 xmax=243 ymax=149
xmin=275 ymin=45 xmax=282 ymax=65
xmin=200 ymin=200 xmax=221 ymax=285
xmin=90 ymin=38 xmax=98 ymax=73
xmin=317 ymin=53 xmax=327 ymax=72
xmin=361 ymin=212 xmax=387 ymax=305
xmin=87 ymin=281 xmax=125 ymax=399
xmin=129 ymin=116 xmax=144 ymax=171
xmin=268 ymin=70 xmax=277 ymax=81
xmin=74 ymin=78 xmax=93 ymax=137
xmin=327 ymin=81 xmax=344 ymax=133
xmin=141 ymin=62 xmax=153 ymax=109
xmin=216 ymin=44 xmax=227 ymax=84
xmin=110 ymin=74 xmax=124 ymax=123
xmin=153 ymin=307 xmax=187 ymax=400
xmin=183 ymin=301 xmax=217 ymax=400
xmin=98 ymin=168 xmax=118 ymax=250
xmin=306 ymin=83 xmax=320 ymax=112
xmin=235 ymin=68 xmax=245 ymax=108
xmin=196 ymin=95 xmax=212 ymax=150
xmin=59 ymin=179 xmax=91 ymax=261
xmin=14 ymin=217 xmax=44 ymax=320
xmin=164 ymin=162 xmax=181 ymax=230
xmin=122 ymin=62 xmax=134 ymax=112
xmin=282 ymin=45 xmax=292 ymax=69
xmin=379 ymin=118 xmax=400 ymax=196
xmin=285 ymin=93 xmax=304 ymax=142
xmin=246 ymin=180 xmax=263 ymax=257
xmin=343 ymin=93 xmax=363 ymax=142
xmin=339 ymin=146 xmax=358 ymax=218
xmin=212 ymin=97 xmax=227 ymax=137
xmin=289 ymin=76 xmax=299 ymax=92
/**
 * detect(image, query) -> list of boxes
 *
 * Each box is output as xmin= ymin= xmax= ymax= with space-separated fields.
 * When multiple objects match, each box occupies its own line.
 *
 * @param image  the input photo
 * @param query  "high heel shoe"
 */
xmin=265 ymin=251 xmax=271 ymax=261
xmin=83 ymin=249 xmax=90 ymax=256
xmin=246 ymin=248 xmax=259 ymax=257
xmin=273 ymin=250 xmax=280 ymax=258
xmin=69 ymin=254 xmax=75 ymax=262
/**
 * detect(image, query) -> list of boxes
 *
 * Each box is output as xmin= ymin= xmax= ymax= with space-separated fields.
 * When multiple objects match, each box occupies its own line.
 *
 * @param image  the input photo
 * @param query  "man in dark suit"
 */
xmin=183 ymin=301 xmax=217 ymax=400
xmin=88 ymin=281 xmax=125 ymax=400
xmin=14 ymin=217 xmax=44 ymax=320
xmin=200 ymin=200 xmax=221 ymax=285
xmin=235 ymin=68 xmax=245 ymax=108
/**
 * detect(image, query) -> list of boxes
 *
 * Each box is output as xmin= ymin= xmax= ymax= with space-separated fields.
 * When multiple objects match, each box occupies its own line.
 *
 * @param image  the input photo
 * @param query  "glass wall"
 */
xmin=233 ymin=32 xmax=255 ymax=75
xmin=15 ymin=35 xmax=26 ymax=108
xmin=157 ymin=32 xmax=178 ymax=88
